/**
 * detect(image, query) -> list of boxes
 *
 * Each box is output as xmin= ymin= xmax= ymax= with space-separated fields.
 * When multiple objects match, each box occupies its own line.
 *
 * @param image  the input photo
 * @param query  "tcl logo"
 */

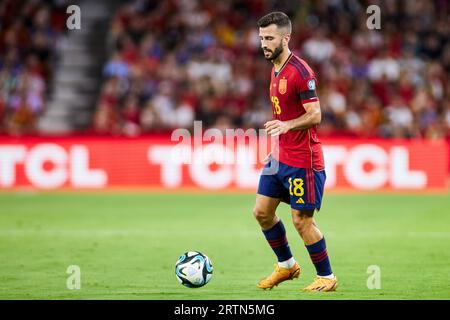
xmin=324 ymin=144 xmax=427 ymax=189
xmin=149 ymin=144 xmax=261 ymax=189
xmin=0 ymin=144 xmax=107 ymax=189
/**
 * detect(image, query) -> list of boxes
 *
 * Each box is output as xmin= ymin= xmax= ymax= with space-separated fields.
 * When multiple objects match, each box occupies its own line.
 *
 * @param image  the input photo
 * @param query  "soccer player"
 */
xmin=254 ymin=11 xmax=337 ymax=292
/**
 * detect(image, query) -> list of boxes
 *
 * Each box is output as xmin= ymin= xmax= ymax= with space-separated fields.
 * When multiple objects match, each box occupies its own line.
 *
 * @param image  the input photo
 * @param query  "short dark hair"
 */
xmin=257 ymin=11 xmax=292 ymax=33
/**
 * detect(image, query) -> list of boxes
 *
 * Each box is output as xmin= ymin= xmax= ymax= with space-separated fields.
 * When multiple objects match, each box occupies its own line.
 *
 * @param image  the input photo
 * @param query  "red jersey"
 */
xmin=269 ymin=53 xmax=325 ymax=170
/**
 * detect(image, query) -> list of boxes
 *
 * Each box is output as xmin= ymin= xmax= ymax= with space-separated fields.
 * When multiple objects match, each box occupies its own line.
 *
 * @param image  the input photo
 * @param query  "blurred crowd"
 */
xmin=1 ymin=0 xmax=449 ymax=139
xmin=94 ymin=0 xmax=450 ymax=139
xmin=0 ymin=0 xmax=68 ymax=135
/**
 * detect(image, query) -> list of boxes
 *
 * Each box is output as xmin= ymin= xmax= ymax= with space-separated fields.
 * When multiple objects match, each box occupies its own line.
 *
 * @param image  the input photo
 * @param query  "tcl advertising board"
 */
xmin=0 ymin=137 xmax=447 ymax=191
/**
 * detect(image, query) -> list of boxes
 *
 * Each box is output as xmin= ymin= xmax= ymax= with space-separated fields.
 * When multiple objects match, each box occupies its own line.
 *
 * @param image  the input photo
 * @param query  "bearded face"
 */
xmin=259 ymin=24 xmax=289 ymax=62
xmin=262 ymin=40 xmax=284 ymax=61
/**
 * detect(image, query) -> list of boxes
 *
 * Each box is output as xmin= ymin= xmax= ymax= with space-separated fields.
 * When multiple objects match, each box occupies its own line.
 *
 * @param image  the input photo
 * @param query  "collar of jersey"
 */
xmin=274 ymin=52 xmax=293 ymax=77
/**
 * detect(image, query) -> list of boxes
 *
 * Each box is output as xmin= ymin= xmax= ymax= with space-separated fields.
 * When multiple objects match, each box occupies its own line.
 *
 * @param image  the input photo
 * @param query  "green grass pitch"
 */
xmin=0 ymin=192 xmax=449 ymax=300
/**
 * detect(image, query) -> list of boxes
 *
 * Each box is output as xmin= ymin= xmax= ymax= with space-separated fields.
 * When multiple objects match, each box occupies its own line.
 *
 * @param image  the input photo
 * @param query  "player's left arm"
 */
xmin=264 ymin=100 xmax=321 ymax=136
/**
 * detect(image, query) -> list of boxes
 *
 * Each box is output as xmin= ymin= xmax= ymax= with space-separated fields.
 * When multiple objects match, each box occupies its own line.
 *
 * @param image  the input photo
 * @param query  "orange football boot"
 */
xmin=257 ymin=262 xmax=301 ymax=289
xmin=303 ymin=276 xmax=338 ymax=292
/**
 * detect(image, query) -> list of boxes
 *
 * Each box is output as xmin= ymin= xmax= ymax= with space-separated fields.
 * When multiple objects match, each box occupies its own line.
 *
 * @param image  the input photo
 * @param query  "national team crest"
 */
xmin=278 ymin=78 xmax=287 ymax=94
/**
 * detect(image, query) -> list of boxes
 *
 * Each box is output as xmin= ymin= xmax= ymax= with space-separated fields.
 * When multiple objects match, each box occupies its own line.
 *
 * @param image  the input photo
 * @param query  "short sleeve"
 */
xmin=296 ymin=76 xmax=319 ymax=104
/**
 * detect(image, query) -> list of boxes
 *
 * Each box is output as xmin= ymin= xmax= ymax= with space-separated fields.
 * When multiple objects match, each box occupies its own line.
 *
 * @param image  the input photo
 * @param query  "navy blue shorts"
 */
xmin=257 ymin=158 xmax=326 ymax=211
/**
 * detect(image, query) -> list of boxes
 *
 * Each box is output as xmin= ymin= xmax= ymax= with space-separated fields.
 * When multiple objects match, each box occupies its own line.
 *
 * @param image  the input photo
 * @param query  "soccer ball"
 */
xmin=175 ymin=251 xmax=213 ymax=288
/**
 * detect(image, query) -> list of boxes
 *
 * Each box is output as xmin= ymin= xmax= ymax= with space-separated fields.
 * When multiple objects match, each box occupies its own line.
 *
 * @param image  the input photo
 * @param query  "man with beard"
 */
xmin=254 ymin=11 xmax=337 ymax=292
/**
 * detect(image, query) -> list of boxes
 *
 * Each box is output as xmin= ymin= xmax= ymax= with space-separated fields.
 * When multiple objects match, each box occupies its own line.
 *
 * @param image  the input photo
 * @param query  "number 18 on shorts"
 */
xmin=258 ymin=159 xmax=326 ymax=211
